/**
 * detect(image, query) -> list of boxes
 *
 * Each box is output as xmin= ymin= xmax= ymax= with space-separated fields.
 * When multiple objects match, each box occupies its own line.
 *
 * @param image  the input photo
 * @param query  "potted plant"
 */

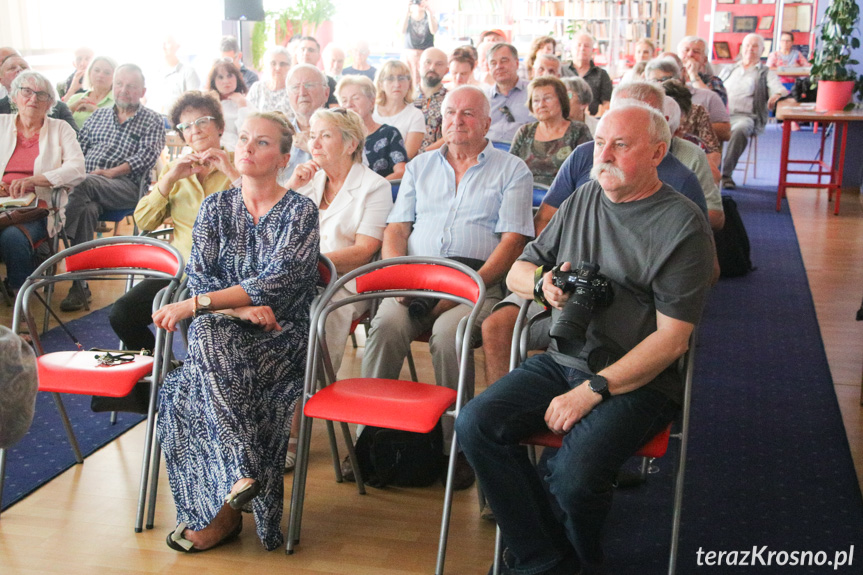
xmin=809 ymin=0 xmax=863 ymax=111
xmin=251 ymin=0 xmax=336 ymax=69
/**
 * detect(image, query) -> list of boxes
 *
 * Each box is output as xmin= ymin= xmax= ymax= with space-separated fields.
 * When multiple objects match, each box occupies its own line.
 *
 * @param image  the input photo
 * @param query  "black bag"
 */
xmin=714 ymin=195 xmax=755 ymax=278
xmin=354 ymin=422 xmax=444 ymax=488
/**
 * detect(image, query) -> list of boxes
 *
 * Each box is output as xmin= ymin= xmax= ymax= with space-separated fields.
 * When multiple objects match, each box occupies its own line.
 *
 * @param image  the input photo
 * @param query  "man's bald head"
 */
xmin=420 ymin=47 xmax=449 ymax=89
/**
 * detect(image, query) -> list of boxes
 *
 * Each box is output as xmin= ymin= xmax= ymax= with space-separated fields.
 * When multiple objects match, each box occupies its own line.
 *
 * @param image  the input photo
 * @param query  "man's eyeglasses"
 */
xmin=500 ymin=105 xmax=515 ymax=123
xmin=383 ymin=75 xmax=411 ymax=84
xmin=18 ymin=87 xmax=51 ymax=102
xmin=288 ymin=82 xmax=325 ymax=93
xmin=176 ymin=116 xmax=216 ymax=133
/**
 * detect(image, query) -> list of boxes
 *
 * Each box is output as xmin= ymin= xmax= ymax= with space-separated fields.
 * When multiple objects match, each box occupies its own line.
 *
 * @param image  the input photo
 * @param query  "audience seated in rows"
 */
xmin=661 ymin=49 xmax=731 ymax=142
xmin=206 ymin=59 xmax=249 ymax=152
xmin=282 ymin=64 xmax=330 ymax=179
xmin=533 ymin=53 xmax=562 ymax=79
xmin=66 ymin=55 xmax=116 ymax=129
xmin=719 ymin=34 xmax=789 ymax=190
xmin=485 ymin=43 xmax=533 ymax=143
xmin=110 ymin=91 xmax=238 ymax=352
xmin=661 ymin=78 xmax=722 ymax=183
xmin=342 ymin=40 xmax=376 ymax=81
xmin=60 ymin=63 xmax=165 ymax=311
xmin=337 ymin=75 xmax=406 ymax=181
xmin=414 ymin=47 xmax=448 ymax=152
xmin=562 ymin=33 xmax=612 ymax=117
xmin=219 ymin=35 xmax=258 ymax=89
xmin=154 ymin=112 xmax=319 ymax=553
xmin=61 ymin=46 xmax=93 ymax=102
xmin=373 ymin=59 xmax=425 ymax=159
xmin=358 ymin=85 xmax=535 ymax=491
xmin=510 ymin=76 xmax=591 ymax=187
xmin=287 ymin=107 xmax=392 ymax=375
xmin=459 ymin=102 xmax=714 ymax=575
xmin=0 ymin=55 xmax=77 ymax=132
xmin=246 ymin=46 xmax=294 ymax=121
xmin=524 ymin=35 xmax=556 ymax=81
xmin=0 ymin=71 xmax=85 ymax=294
xmin=444 ymin=46 xmax=478 ymax=90
xmin=561 ymin=76 xmax=598 ymax=136
xmin=678 ymin=36 xmax=728 ymax=107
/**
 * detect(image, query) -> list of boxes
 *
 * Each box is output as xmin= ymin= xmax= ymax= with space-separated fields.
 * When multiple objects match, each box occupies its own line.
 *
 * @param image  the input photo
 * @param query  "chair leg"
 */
xmin=325 ymin=420 xmax=341 ymax=480
xmin=406 ymin=349 xmax=419 ymax=382
xmin=339 ymin=422 xmax=366 ymax=495
xmin=287 ymin=408 xmax=316 ymax=553
xmin=135 ymin=377 xmax=160 ymax=533
xmin=145 ymin=438 xmax=161 ymax=530
xmin=350 ymin=331 xmax=358 ymax=348
xmin=52 ymin=393 xmax=84 ymax=463
xmin=0 ymin=447 xmax=7 ymax=518
xmin=435 ymin=435 xmax=460 ymax=575
xmin=492 ymin=525 xmax=503 ymax=575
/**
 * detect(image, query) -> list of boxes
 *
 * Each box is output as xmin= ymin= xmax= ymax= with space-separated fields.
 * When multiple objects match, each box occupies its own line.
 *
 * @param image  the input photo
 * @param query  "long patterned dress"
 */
xmin=157 ymin=187 xmax=319 ymax=551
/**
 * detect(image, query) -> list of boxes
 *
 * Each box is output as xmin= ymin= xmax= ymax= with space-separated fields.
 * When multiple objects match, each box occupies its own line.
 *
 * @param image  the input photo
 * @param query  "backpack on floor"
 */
xmin=354 ymin=422 xmax=443 ymax=488
xmin=714 ymin=195 xmax=755 ymax=278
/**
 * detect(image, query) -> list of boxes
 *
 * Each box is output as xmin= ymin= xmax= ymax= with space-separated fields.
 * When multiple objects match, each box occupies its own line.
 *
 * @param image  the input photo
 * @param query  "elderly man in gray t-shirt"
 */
xmin=456 ymin=104 xmax=713 ymax=574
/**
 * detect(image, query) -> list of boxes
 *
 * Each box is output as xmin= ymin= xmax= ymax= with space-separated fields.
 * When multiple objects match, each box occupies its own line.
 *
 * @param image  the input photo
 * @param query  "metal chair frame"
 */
xmin=0 ymin=236 xmax=184 ymax=533
xmin=490 ymin=299 xmax=697 ymax=575
xmin=286 ymin=256 xmax=486 ymax=575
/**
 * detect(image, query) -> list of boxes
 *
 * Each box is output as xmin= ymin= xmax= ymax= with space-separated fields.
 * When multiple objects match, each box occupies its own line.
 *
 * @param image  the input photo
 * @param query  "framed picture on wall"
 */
xmin=759 ymin=15 xmax=774 ymax=30
xmin=733 ymin=15 xmax=759 ymax=33
xmin=763 ymin=0 xmax=775 ymax=4
xmin=763 ymin=39 xmax=773 ymax=57
xmin=717 ymin=0 xmax=734 ymax=4
xmin=714 ymin=12 xmax=732 ymax=33
xmin=714 ymin=41 xmax=732 ymax=60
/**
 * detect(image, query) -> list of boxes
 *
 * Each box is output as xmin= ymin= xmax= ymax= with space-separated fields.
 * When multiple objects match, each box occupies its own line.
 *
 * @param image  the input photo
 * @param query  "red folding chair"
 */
xmin=0 ymin=236 xmax=184 ymax=533
xmin=286 ymin=256 xmax=486 ymax=575
xmin=490 ymin=299 xmax=697 ymax=575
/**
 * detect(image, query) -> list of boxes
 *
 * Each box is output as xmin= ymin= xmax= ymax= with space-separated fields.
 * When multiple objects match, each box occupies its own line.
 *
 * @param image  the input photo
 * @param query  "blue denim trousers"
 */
xmin=0 ymin=218 xmax=48 ymax=289
xmin=456 ymin=353 xmax=678 ymax=574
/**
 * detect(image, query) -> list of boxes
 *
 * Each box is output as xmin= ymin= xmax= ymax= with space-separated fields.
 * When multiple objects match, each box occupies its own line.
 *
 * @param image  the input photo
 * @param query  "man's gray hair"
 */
xmin=443 ymin=85 xmax=490 ymax=118
xmin=742 ymin=33 xmax=765 ymax=53
xmin=115 ymin=63 xmax=146 ymax=87
xmin=644 ymin=57 xmax=681 ymax=80
xmin=535 ymin=53 xmax=561 ymax=68
xmin=487 ymin=42 xmax=518 ymax=61
xmin=10 ymin=70 xmax=57 ymax=108
xmin=610 ymin=101 xmax=671 ymax=149
xmin=611 ymin=81 xmax=665 ymax=111
xmin=572 ymin=32 xmax=596 ymax=46
xmin=287 ymin=63 xmax=327 ymax=85
xmin=678 ymin=36 xmax=707 ymax=51
xmin=220 ymin=35 xmax=240 ymax=53
xmin=561 ymin=77 xmax=593 ymax=107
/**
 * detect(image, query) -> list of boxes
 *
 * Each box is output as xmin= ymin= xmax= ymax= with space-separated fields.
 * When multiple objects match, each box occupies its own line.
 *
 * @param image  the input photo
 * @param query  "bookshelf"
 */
xmin=509 ymin=0 xmax=667 ymax=76
xmin=708 ymin=0 xmax=817 ymax=65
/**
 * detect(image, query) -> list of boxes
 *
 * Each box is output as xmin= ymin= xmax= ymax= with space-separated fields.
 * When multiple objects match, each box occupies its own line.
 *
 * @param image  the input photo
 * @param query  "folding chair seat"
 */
xmin=99 ymin=174 xmax=152 ymax=237
xmin=489 ymin=299 xmax=696 ymax=575
xmin=0 ymin=236 xmax=184 ymax=532
xmin=287 ymin=256 xmax=486 ymax=575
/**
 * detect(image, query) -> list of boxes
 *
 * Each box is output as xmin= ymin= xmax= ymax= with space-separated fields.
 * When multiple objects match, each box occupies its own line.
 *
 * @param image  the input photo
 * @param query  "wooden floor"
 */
xmin=1 ymin=187 xmax=862 ymax=574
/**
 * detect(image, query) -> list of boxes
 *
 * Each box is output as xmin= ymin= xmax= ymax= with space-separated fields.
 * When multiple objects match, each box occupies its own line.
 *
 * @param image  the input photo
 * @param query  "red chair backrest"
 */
xmin=355 ymin=263 xmax=481 ymax=304
xmin=65 ymin=244 xmax=181 ymax=275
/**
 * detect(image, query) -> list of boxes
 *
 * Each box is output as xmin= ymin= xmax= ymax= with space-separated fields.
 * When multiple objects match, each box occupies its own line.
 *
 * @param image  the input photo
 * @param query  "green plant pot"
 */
xmin=815 ymin=80 xmax=855 ymax=112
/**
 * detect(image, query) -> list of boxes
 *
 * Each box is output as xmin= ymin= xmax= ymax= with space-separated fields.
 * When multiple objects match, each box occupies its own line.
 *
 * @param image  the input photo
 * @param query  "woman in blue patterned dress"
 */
xmin=153 ymin=112 xmax=320 ymax=552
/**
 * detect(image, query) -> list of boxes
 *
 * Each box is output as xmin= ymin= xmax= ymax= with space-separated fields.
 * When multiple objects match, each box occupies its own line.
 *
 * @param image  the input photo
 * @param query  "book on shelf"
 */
xmin=0 ymin=192 xmax=37 ymax=208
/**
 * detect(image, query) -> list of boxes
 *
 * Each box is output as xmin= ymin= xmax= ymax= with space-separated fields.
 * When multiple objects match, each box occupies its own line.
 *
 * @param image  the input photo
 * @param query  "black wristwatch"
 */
xmin=587 ymin=374 xmax=611 ymax=401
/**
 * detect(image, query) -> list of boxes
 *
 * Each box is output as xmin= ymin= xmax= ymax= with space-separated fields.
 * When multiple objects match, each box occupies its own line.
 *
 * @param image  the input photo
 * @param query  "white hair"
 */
xmin=287 ymin=63 xmax=327 ymax=85
xmin=442 ymin=85 xmax=490 ymax=118
xmin=663 ymin=96 xmax=681 ymax=135
xmin=605 ymin=101 xmax=671 ymax=149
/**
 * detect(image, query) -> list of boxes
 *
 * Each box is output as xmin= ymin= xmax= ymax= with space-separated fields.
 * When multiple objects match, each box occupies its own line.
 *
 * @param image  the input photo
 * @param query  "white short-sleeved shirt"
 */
xmin=373 ymin=104 xmax=426 ymax=142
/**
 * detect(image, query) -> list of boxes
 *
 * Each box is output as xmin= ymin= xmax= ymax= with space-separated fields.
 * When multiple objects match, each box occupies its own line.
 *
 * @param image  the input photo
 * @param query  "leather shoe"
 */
xmin=340 ymin=455 xmax=356 ymax=482
xmin=449 ymin=452 xmax=475 ymax=491
xmin=721 ymin=176 xmax=736 ymax=190
xmin=60 ymin=282 xmax=91 ymax=312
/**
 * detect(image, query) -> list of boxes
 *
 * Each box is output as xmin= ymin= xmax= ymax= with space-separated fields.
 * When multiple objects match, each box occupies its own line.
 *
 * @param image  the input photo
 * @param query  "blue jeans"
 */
xmin=456 ymin=353 xmax=678 ymax=574
xmin=0 ymin=219 xmax=48 ymax=289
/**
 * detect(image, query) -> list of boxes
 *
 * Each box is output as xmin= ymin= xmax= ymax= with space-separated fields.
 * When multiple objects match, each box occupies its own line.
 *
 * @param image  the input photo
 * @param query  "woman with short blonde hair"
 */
xmin=373 ymin=60 xmax=424 ymax=158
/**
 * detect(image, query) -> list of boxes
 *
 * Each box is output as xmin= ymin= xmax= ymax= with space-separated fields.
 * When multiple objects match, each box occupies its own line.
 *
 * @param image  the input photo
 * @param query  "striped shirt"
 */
xmin=78 ymin=105 xmax=165 ymax=181
xmin=388 ymin=140 xmax=535 ymax=260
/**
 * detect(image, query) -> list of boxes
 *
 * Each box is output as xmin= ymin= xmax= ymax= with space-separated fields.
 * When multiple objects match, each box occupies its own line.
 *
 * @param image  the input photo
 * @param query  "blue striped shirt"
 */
xmin=388 ymin=140 xmax=535 ymax=260
xmin=78 ymin=105 xmax=165 ymax=181
xmin=484 ymin=79 xmax=533 ymax=144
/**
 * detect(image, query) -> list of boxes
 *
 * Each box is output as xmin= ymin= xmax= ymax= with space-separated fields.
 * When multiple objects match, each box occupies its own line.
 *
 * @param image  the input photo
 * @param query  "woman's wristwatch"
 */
xmin=194 ymin=294 xmax=213 ymax=317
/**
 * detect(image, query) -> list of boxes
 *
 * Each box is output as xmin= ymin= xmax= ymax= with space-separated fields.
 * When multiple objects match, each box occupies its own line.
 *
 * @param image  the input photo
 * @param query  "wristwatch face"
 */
xmin=588 ymin=375 xmax=610 ymax=399
xmin=198 ymin=294 xmax=212 ymax=308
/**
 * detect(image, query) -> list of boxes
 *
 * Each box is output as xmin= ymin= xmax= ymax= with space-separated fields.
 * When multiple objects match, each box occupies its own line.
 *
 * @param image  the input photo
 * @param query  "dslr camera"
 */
xmin=548 ymin=261 xmax=613 ymax=343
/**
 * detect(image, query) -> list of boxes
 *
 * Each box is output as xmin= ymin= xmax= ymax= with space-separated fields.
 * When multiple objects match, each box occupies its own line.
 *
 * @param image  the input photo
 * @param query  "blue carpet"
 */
xmin=1 ymin=306 xmax=147 ymax=511
xmin=601 ymin=185 xmax=863 ymax=573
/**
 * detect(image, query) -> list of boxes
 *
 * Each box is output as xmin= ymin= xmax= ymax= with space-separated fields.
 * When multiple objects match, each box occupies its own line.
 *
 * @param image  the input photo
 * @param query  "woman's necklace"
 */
xmin=320 ymin=187 xmax=336 ymax=208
